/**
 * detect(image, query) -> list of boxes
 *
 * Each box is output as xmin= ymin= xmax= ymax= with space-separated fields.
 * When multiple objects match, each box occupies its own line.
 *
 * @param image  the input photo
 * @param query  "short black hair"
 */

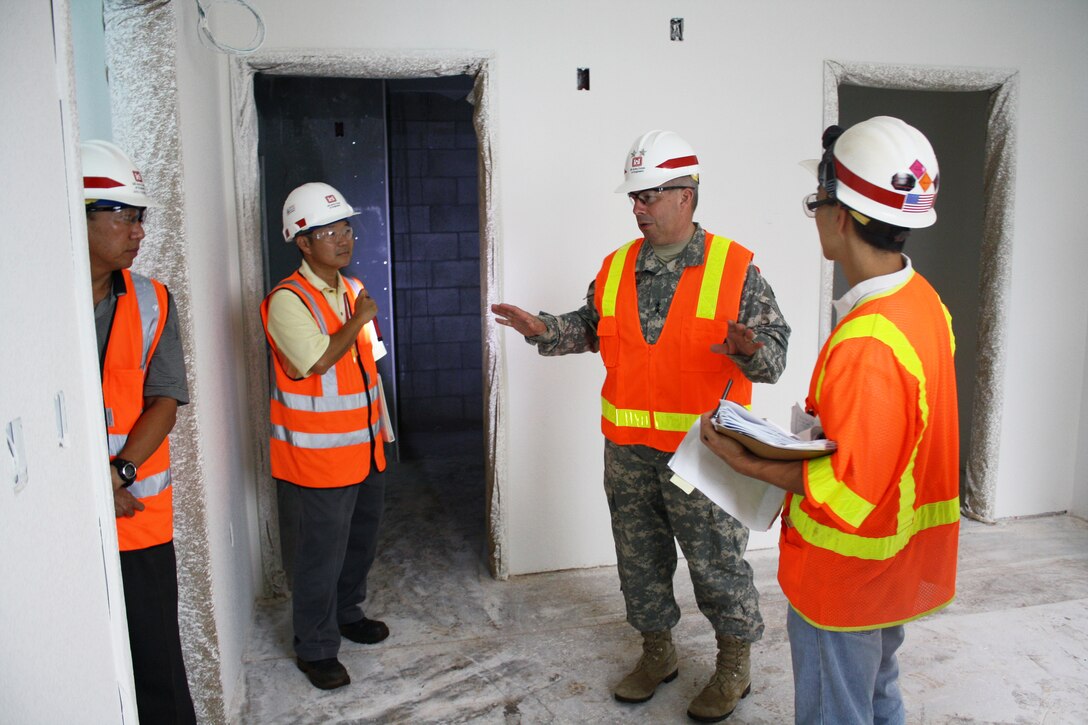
xmin=846 ymin=208 xmax=910 ymax=253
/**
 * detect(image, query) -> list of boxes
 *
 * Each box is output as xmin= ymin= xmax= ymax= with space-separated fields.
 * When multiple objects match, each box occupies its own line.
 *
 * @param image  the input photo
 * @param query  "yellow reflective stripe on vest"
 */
xmin=788 ymin=493 xmax=960 ymax=561
xmin=805 ymin=455 xmax=876 ymax=529
xmin=599 ymin=236 xmax=732 ymax=320
xmin=601 ymin=397 xmax=651 ymax=428
xmin=654 ymin=411 xmax=699 ymax=432
xmin=814 ymin=313 xmax=927 ymax=532
xmin=695 ymin=236 xmax=732 ymax=319
xmin=942 ymin=303 xmax=956 ymax=356
xmin=798 ymin=311 xmax=956 ymax=555
xmin=600 ymin=240 xmax=638 ymax=318
xmin=601 ymin=398 xmax=699 ymax=432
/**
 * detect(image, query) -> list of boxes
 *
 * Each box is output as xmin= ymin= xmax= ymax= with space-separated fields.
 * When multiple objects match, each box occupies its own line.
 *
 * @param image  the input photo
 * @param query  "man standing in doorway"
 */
xmin=700 ymin=116 xmax=960 ymax=724
xmin=261 ymin=182 xmax=391 ymax=690
xmin=493 ymin=130 xmax=790 ymax=722
xmin=83 ymin=140 xmax=196 ymax=724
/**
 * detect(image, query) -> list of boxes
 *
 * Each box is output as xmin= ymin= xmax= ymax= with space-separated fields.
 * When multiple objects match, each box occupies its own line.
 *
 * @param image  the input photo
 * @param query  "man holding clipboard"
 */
xmin=700 ymin=117 xmax=960 ymax=725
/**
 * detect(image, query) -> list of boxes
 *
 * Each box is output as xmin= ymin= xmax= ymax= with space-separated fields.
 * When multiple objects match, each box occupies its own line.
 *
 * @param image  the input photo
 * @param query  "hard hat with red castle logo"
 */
xmin=615 ymin=130 xmax=700 ymax=194
xmin=281 ymin=182 xmax=361 ymax=242
xmin=82 ymin=140 xmax=160 ymax=209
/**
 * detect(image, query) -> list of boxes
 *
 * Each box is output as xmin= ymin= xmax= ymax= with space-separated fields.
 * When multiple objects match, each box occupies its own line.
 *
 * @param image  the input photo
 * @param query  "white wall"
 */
xmin=0 ymin=1 xmax=135 ymax=721
xmin=198 ymin=0 xmax=1088 ymax=571
xmin=9 ymin=1 xmax=1085 ymax=717
xmin=172 ymin=4 xmax=263 ymax=705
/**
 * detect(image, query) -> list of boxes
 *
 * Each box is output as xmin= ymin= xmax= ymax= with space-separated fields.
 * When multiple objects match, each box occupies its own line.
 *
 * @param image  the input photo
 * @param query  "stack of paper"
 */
xmin=711 ymin=400 xmax=836 ymax=460
xmin=668 ymin=424 xmax=786 ymax=531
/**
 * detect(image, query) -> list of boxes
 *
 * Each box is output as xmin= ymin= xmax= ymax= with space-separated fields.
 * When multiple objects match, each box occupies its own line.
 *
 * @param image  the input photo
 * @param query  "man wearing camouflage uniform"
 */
xmin=492 ymin=130 xmax=789 ymax=722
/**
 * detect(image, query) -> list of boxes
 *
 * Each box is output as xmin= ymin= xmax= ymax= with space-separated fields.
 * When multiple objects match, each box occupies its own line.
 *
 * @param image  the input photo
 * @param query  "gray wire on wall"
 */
xmin=195 ymin=0 xmax=265 ymax=55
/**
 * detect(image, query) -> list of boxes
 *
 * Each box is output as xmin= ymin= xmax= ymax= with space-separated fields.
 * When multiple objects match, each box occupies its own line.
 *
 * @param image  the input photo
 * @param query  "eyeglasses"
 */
xmin=628 ymin=186 xmax=692 ymax=207
xmin=307 ymin=223 xmax=353 ymax=243
xmin=89 ymin=207 xmax=145 ymax=225
xmin=803 ymin=192 xmax=837 ymax=218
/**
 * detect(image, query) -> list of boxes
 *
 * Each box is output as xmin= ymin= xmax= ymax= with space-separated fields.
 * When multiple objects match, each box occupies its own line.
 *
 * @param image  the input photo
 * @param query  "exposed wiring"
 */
xmin=195 ymin=0 xmax=266 ymax=55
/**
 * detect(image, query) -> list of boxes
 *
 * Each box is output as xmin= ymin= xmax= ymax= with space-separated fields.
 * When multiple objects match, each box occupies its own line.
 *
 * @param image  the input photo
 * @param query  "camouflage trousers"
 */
xmin=603 ymin=440 xmax=764 ymax=642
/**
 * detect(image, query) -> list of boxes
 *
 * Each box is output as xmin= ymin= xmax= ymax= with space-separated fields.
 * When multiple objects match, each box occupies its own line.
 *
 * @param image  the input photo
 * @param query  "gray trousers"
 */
xmin=603 ymin=440 xmax=764 ymax=642
xmin=278 ymin=476 xmax=386 ymax=661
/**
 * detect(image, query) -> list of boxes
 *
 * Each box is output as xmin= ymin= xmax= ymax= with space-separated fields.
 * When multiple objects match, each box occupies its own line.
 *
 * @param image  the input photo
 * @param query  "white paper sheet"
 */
xmin=667 ymin=422 xmax=786 ymax=531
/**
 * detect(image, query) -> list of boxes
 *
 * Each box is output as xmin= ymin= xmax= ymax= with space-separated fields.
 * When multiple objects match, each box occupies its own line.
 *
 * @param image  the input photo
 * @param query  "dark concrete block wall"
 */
xmin=388 ymin=87 xmax=482 ymax=449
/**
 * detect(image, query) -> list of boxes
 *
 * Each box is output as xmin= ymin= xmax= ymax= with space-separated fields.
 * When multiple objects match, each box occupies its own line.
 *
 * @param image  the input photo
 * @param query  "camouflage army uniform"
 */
xmin=528 ymin=223 xmax=789 ymax=641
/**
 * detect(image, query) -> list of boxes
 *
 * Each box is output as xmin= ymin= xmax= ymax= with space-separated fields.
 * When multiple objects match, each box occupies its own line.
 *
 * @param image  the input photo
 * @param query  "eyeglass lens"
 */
xmin=311 ymin=224 xmax=353 ymax=242
xmin=627 ymin=186 xmax=690 ymax=206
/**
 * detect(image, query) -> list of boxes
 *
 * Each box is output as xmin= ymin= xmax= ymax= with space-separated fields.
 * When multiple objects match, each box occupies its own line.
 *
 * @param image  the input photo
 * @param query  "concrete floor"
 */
xmin=233 ymin=448 xmax=1088 ymax=724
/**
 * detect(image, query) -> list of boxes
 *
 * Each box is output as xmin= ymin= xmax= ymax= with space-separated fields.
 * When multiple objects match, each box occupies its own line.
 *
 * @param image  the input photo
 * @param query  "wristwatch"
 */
xmin=111 ymin=458 xmax=138 ymax=488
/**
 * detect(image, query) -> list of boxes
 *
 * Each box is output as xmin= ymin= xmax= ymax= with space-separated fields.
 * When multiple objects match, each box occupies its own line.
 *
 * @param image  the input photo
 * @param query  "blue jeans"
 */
xmin=787 ymin=606 xmax=905 ymax=725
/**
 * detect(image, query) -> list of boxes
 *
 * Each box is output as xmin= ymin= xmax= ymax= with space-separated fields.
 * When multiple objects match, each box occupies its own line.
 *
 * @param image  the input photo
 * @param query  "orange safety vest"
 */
xmin=594 ymin=232 xmax=753 ymax=452
xmin=103 ymin=270 xmax=174 ymax=551
xmin=260 ymin=271 xmax=387 ymax=488
xmin=779 ymin=270 xmax=960 ymax=630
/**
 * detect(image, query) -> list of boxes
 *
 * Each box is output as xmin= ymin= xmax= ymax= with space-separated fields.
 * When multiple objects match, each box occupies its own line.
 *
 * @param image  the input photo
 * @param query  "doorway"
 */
xmin=820 ymin=61 xmax=1019 ymax=521
xmin=254 ymin=73 xmax=486 ymax=581
xmin=835 ymin=86 xmax=988 ymax=499
xmin=232 ymin=54 xmax=505 ymax=591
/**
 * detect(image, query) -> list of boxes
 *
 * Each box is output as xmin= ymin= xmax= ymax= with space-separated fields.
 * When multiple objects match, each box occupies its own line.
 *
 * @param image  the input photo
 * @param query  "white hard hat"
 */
xmin=615 ymin=130 xmax=700 ymax=194
xmin=281 ymin=182 xmax=360 ymax=242
xmin=802 ymin=116 xmax=939 ymax=228
xmin=82 ymin=140 xmax=159 ymax=208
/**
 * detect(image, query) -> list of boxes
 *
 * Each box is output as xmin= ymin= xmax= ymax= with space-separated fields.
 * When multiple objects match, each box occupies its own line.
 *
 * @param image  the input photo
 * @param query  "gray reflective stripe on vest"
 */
xmin=128 ymin=470 xmax=171 ymax=498
xmin=106 ymin=432 xmax=171 ymax=498
xmin=130 ymin=273 xmax=163 ymax=370
xmin=272 ymin=383 xmax=377 ymax=413
xmin=104 ymin=274 xmax=163 ymax=429
xmin=278 ymin=279 xmax=340 ymax=395
xmin=271 ymin=421 xmax=382 ymax=449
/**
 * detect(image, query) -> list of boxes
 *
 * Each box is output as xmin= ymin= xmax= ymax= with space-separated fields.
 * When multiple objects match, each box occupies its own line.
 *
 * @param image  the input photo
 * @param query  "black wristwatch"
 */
xmin=111 ymin=458 xmax=138 ymax=488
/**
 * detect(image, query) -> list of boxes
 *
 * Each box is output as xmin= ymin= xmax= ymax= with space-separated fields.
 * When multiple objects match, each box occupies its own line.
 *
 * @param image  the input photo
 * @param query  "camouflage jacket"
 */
xmin=528 ymin=224 xmax=790 ymax=383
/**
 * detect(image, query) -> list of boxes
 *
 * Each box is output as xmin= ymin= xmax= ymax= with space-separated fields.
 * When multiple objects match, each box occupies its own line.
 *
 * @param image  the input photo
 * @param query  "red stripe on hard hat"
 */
xmin=84 ymin=176 xmax=124 ymax=189
xmin=656 ymin=155 xmax=698 ymax=169
xmin=834 ymin=159 xmax=905 ymax=210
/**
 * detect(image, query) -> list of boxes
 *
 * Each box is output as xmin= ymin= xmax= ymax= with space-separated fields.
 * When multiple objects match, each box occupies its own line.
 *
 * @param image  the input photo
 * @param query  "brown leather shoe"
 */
xmin=340 ymin=617 xmax=390 ymax=644
xmin=296 ymin=657 xmax=350 ymax=690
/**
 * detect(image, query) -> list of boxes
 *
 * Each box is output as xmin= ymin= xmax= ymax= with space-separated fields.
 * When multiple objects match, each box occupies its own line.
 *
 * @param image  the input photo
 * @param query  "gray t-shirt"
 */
xmin=94 ymin=270 xmax=189 ymax=404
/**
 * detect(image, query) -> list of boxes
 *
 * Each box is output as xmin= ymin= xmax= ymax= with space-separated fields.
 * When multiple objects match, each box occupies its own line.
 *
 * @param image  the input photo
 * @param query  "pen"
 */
xmin=721 ymin=378 xmax=733 ymax=401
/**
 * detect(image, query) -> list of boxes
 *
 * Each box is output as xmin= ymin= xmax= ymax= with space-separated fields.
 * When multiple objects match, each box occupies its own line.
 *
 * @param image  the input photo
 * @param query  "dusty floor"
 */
xmin=234 ymin=448 xmax=1088 ymax=724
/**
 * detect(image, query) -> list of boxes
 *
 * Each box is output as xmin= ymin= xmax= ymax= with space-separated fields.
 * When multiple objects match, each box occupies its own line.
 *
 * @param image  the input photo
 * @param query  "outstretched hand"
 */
xmin=711 ymin=319 xmax=764 ymax=357
xmin=491 ymin=303 xmax=547 ymax=338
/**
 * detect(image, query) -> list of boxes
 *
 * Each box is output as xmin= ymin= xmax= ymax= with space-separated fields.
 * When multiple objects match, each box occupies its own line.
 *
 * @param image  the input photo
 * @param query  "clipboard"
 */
xmin=712 ymin=424 xmax=833 ymax=461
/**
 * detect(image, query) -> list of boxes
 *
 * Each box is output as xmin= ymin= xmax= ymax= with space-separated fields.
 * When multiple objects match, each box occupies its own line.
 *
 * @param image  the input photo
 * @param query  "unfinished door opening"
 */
xmin=819 ymin=61 xmax=1019 ymax=521
xmin=254 ymin=71 xmax=487 ymax=591
xmin=834 ymin=85 xmax=988 ymax=500
xmin=232 ymin=55 xmax=505 ymax=591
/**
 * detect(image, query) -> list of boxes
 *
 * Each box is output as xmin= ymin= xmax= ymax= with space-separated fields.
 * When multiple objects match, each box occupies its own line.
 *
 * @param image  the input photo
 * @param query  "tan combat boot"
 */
xmin=613 ymin=629 xmax=679 ymax=703
xmin=686 ymin=635 xmax=751 ymax=722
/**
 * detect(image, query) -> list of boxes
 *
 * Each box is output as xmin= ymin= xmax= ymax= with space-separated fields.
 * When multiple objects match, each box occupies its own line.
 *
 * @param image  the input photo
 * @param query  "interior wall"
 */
xmin=8 ymin=1 xmax=1087 ymax=718
xmin=387 ymin=79 xmax=484 ymax=455
xmin=172 ymin=2 xmax=261 ymax=712
xmin=0 ymin=0 xmax=134 ymax=721
xmin=196 ymin=0 xmax=1088 ymax=576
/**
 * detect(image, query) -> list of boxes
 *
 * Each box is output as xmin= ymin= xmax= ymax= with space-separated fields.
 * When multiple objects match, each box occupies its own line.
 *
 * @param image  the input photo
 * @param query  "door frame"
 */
xmin=820 ymin=60 xmax=1019 ymax=522
xmin=229 ymin=51 xmax=508 ymax=587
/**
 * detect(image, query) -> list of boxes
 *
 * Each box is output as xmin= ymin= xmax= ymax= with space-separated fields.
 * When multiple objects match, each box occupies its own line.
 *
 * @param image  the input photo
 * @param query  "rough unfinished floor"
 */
xmin=234 ymin=450 xmax=1088 ymax=724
